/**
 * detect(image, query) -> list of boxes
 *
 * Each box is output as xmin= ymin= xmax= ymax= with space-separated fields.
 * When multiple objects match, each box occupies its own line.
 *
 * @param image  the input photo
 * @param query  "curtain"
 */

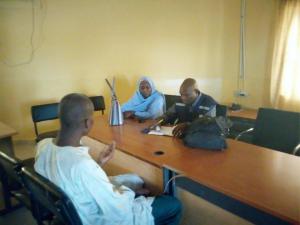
xmin=270 ymin=0 xmax=300 ymax=112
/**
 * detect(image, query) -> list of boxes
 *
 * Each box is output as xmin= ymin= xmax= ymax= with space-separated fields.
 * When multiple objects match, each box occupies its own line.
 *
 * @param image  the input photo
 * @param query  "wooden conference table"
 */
xmin=88 ymin=115 xmax=300 ymax=225
xmin=0 ymin=122 xmax=17 ymax=157
xmin=228 ymin=108 xmax=258 ymax=120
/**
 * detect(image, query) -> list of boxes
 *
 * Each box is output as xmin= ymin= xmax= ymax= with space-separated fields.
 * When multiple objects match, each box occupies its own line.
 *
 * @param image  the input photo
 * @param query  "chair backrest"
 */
xmin=89 ymin=96 xmax=105 ymax=115
xmin=227 ymin=117 xmax=256 ymax=142
xmin=31 ymin=103 xmax=59 ymax=137
xmin=20 ymin=167 xmax=83 ymax=225
xmin=216 ymin=104 xmax=228 ymax=117
xmin=164 ymin=94 xmax=181 ymax=111
xmin=252 ymin=108 xmax=300 ymax=154
xmin=31 ymin=103 xmax=59 ymax=123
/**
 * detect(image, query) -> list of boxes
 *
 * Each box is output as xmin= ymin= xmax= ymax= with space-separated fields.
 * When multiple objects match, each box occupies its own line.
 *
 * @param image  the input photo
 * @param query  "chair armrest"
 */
xmin=235 ymin=128 xmax=254 ymax=141
xmin=292 ymin=143 xmax=300 ymax=156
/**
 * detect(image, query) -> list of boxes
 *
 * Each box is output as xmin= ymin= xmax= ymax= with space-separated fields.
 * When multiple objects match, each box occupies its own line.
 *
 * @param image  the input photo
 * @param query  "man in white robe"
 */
xmin=34 ymin=93 xmax=181 ymax=225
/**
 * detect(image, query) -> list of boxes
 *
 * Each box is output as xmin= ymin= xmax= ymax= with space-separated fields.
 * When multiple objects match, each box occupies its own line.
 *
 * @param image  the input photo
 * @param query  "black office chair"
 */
xmin=0 ymin=152 xmax=54 ymax=224
xmin=164 ymin=94 xmax=181 ymax=110
xmin=292 ymin=144 xmax=300 ymax=156
xmin=216 ymin=104 xmax=228 ymax=117
xmin=236 ymin=108 xmax=300 ymax=155
xmin=0 ymin=151 xmax=34 ymax=214
xmin=31 ymin=103 xmax=59 ymax=143
xmin=89 ymin=96 xmax=105 ymax=115
xmin=228 ymin=116 xmax=256 ymax=142
xmin=21 ymin=167 xmax=83 ymax=225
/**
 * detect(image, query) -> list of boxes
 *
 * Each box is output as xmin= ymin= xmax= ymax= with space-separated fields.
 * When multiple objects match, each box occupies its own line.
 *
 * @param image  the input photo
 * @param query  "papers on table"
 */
xmin=148 ymin=126 xmax=174 ymax=136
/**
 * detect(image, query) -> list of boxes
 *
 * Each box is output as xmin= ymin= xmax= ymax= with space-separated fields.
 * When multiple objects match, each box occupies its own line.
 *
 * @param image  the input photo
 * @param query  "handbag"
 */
xmin=183 ymin=116 xmax=232 ymax=150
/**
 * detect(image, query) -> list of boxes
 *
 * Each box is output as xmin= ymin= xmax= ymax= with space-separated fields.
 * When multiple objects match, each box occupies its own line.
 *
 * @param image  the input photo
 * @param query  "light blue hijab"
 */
xmin=122 ymin=77 xmax=163 ymax=113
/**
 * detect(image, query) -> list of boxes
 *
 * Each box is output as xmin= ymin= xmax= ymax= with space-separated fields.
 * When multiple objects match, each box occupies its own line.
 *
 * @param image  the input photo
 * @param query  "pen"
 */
xmin=173 ymin=118 xmax=179 ymax=126
xmin=149 ymin=118 xmax=164 ymax=130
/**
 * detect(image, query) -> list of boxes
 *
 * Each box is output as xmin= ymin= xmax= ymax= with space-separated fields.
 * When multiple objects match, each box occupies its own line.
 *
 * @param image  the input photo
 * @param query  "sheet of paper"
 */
xmin=148 ymin=126 xmax=174 ymax=136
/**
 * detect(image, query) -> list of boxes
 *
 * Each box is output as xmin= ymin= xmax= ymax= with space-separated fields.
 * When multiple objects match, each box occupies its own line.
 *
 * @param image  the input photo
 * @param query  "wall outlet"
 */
xmin=234 ymin=90 xmax=248 ymax=97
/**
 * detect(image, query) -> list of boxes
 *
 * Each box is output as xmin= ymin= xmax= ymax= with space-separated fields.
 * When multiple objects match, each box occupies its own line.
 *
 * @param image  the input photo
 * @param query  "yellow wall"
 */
xmin=0 ymin=0 xmax=277 ymax=140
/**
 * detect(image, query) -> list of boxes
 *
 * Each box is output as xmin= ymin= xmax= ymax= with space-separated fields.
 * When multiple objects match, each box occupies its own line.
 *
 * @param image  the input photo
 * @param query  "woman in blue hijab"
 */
xmin=122 ymin=77 xmax=165 ymax=119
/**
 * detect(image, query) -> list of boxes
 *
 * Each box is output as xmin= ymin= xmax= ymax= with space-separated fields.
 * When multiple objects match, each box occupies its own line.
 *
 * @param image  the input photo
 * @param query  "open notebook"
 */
xmin=148 ymin=126 xmax=175 ymax=136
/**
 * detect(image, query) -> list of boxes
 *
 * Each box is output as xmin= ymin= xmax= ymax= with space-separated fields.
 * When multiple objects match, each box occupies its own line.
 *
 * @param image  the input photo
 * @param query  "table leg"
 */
xmin=0 ymin=136 xmax=15 ymax=157
xmin=162 ymin=167 xmax=177 ymax=197
xmin=164 ymin=166 xmax=291 ymax=225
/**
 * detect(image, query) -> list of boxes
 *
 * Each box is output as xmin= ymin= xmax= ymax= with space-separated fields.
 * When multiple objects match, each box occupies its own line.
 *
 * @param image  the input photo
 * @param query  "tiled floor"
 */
xmin=0 ymin=207 xmax=37 ymax=225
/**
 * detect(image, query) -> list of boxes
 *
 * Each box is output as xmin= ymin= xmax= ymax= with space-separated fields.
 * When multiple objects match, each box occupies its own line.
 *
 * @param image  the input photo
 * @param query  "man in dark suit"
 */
xmin=163 ymin=78 xmax=217 ymax=137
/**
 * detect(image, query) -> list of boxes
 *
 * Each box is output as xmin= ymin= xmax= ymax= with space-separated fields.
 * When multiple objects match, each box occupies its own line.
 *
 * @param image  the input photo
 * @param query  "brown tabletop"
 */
xmin=0 ymin=122 xmax=17 ymax=139
xmin=228 ymin=108 xmax=258 ymax=120
xmin=0 ymin=122 xmax=17 ymax=156
xmin=88 ymin=115 xmax=300 ymax=224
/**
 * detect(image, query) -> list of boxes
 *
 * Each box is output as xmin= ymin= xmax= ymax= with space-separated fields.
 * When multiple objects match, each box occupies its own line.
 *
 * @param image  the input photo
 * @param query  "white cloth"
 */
xmin=109 ymin=174 xmax=144 ymax=191
xmin=34 ymin=138 xmax=155 ymax=225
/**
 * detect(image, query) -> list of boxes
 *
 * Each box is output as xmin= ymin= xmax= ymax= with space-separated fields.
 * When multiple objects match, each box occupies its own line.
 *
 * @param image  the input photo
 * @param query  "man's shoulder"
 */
xmin=36 ymin=138 xmax=53 ymax=157
xmin=37 ymin=138 xmax=52 ymax=148
xmin=36 ymin=139 xmax=90 ymax=162
xmin=202 ymin=93 xmax=216 ymax=101
xmin=199 ymin=93 xmax=217 ymax=106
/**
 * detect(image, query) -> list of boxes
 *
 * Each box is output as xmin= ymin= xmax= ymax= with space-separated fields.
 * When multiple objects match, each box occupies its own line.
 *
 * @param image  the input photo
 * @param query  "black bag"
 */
xmin=183 ymin=116 xmax=232 ymax=150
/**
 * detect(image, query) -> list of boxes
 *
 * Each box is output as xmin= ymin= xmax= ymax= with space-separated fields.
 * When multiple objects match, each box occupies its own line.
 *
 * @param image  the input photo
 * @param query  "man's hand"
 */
xmin=123 ymin=111 xmax=135 ymax=119
xmin=172 ymin=123 xmax=189 ymax=138
xmin=98 ymin=141 xmax=116 ymax=166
